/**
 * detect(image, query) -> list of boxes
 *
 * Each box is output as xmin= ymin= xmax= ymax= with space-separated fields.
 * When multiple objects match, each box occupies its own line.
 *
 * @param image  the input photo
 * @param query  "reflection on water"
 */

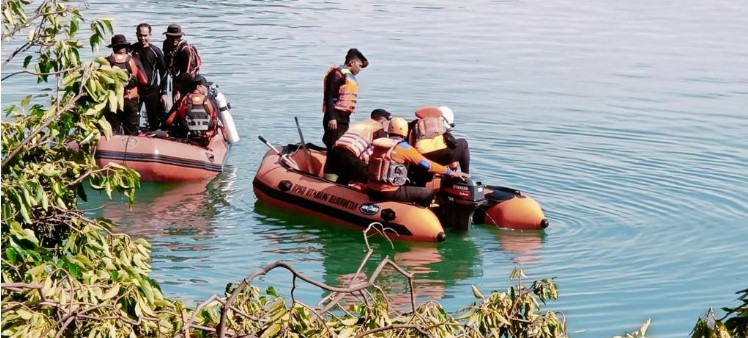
xmin=252 ymin=201 xmax=551 ymax=311
xmin=84 ymin=168 xmax=236 ymax=243
xmin=253 ymin=200 xmax=485 ymax=310
xmin=494 ymin=229 xmax=546 ymax=265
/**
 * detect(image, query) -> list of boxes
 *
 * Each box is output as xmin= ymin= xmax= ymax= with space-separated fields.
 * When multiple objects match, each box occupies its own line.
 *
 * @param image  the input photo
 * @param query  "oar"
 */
xmin=294 ymin=116 xmax=315 ymax=174
xmin=259 ymin=135 xmax=281 ymax=154
xmin=258 ymin=135 xmax=299 ymax=170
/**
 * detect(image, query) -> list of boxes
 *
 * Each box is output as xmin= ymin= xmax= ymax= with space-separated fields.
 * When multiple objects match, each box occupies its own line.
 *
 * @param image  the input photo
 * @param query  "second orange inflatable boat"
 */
xmin=252 ymin=139 xmax=548 ymax=243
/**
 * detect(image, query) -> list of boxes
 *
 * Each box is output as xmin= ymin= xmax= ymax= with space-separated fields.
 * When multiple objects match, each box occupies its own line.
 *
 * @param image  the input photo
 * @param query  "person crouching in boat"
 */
xmin=323 ymin=109 xmax=392 ymax=185
xmin=409 ymin=106 xmax=471 ymax=186
xmin=164 ymin=74 xmax=219 ymax=146
xmin=367 ymin=117 xmax=469 ymax=207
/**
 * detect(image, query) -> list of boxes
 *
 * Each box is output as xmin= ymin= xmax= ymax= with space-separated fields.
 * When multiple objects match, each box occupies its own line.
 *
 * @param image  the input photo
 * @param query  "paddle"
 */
xmin=294 ymin=116 xmax=315 ymax=174
xmin=258 ymin=135 xmax=299 ymax=170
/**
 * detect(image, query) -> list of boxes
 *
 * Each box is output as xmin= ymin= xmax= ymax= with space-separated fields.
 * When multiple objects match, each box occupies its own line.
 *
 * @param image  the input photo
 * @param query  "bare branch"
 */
xmin=183 ymin=294 xmax=221 ymax=338
xmin=1 ymin=67 xmax=78 ymax=81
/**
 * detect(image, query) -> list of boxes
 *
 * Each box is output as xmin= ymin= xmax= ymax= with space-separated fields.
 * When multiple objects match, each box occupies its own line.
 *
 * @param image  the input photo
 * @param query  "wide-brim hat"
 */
xmin=163 ymin=24 xmax=184 ymax=37
xmin=107 ymin=34 xmax=131 ymax=48
xmin=345 ymin=48 xmax=368 ymax=68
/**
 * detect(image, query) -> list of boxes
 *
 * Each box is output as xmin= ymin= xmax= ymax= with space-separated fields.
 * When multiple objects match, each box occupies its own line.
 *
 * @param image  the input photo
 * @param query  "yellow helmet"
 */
xmin=387 ymin=117 xmax=409 ymax=137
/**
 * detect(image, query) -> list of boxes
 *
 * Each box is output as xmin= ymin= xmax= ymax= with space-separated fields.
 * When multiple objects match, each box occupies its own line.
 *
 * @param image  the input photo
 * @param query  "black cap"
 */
xmin=175 ymin=73 xmax=196 ymax=93
xmin=345 ymin=48 xmax=368 ymax=68
xmin=195 ymin=75 xmax=213 ymax=87
xmin=163 ymin=24 xmax=184 ymax=37
xmin=107 ymin=34 xmax=131 ymax=48
xmin=370 ymin=109 xmax=391 ymax=120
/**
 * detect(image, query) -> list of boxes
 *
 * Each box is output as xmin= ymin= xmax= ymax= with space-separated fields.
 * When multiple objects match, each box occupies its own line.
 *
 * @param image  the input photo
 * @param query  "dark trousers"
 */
xmin=322 ymin=112 xmax=350 ymax=151
xmin=424 ymin=138 xmax=470 ymax=173
xmin=367 ymin=186 xmax=435 ymax=207
xmin=409 ymin=138 xmax=470 ymax=187
xmin=140 ymin=87 xmax=165 ymax=131
xmin=105 ymin=98 xmax=140 ymax=135
xmin=323 ymin=147 xmax=368 ymax=185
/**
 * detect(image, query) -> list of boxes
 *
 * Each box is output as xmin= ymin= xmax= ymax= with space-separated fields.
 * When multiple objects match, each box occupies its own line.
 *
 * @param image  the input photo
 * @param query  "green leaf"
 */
xmin=19 ymin=96 xmax=31 ymax=110
xmin=472 ymin=285 xmax=484 ymax=299
xmin=338 ymin=327 xmax=355 ymax=338
xmin=22 ymin=55 xmax=33 ymax=68
xmin=107 ymin=90 xmax=117 ymax=115
xmin=5 ymin=247 xmax=18 ymax=264
xmin=101 ymin=284 xmax=120 ymax=300
xmin=266 ymin=286 xmax=279 ymax=297
xmin=260 ymin=323 xmax=281 ymax=338
xmin=69 ymin=17 xmax=78 ymax=35
xmin=76 ymin=183 xmax=87 ymax=202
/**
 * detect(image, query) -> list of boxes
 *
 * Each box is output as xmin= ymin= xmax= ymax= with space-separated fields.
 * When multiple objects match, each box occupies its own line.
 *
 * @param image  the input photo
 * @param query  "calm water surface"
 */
xmin=4 ymin=1 xmax=748 ymax=337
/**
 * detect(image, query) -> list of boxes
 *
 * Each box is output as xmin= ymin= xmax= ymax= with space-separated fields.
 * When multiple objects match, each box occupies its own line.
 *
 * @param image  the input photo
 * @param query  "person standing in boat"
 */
xmin=409 ymin=106 xmax=471 ymax=186
xmin=165 ymin=75 xmax=219 ymax=146
xmin=322 ymin=48 xmax=368 ymax=151
xmin=367 ymin=117 xmax=469 ymax=207
xmin=162 ymin=24 xmax=202 ymax=104
xmin=105 ymin=34 xmax=149 ymax=135
xmin=323 ymin=108 xmax=391 ymax=185
xmin=130 ymin=23 xmax=169 ymax=130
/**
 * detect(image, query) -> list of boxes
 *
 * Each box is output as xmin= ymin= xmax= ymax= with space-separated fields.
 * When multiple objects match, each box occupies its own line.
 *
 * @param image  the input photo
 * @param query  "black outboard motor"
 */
xmin=435 ymin=176 xmax=486 ymax=232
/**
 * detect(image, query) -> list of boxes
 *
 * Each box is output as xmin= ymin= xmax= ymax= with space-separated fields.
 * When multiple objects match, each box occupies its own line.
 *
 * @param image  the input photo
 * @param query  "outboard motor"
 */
xmin=435 ymin=176 xmax=486 ymax=232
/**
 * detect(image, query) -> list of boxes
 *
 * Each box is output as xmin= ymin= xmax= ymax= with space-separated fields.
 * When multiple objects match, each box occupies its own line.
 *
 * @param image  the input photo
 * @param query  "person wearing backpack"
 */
xmin=162 ymin=24 xmax=202 ymax=104
xmin=164 ymin=74 xmax=219 ymax=146
xmin=105 ymin=34 xmax=149 ymax=135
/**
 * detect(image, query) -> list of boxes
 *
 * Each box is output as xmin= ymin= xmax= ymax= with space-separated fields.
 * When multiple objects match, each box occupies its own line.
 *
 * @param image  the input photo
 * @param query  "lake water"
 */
xmin=3 ymin=0 xmax=747 ymax=337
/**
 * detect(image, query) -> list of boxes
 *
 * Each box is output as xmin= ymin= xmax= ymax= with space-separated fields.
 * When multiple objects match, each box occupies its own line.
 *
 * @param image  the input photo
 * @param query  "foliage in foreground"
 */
xmin=2 ymin=0 xmax=178 ymax=336
xmin=2 ymin=1 xmax=747 ymax=338
xmin=178 ymin=228 xmax=566 ymax=338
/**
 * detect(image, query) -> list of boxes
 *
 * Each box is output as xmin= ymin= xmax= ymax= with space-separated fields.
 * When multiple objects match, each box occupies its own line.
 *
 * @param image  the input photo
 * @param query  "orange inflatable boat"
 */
xmin=94 ymin=131 xmax=230 ymax=182
xmin=252 ymin=137 xmax=548 ymax=243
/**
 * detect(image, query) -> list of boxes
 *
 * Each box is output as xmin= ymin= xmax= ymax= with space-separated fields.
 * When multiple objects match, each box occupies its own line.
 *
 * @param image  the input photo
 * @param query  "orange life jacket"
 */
xmin=414 ymin=106 xmax=442 ymax=119
xmin=367 ymin=138 xmax=409 ymax=188
xmin=332 ymin=67 xmax=359 ymax=113
xmin=334 ymin=119 xmax=383 ymax=160
xmin=414 ymin=116 xmax=448 ymax=154
xmin=107 ymin=54 xmax=141 ymax=100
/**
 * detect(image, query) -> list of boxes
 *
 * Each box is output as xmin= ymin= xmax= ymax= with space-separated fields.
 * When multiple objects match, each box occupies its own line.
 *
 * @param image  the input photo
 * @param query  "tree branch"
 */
xmin=1 ymin=67 xmax=77 ymax=81
xmin=2 ymin=91 xmax=86 ymax=168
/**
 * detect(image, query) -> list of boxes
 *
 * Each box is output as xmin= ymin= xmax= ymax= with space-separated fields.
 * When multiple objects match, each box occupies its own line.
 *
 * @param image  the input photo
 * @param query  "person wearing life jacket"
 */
xmin=165 ymin=74 xmax=219 ymax=146
xmin=104 ymin=34 xmax=149 ymax=135
xmin=162 ymin=24 xmax=201 ymax=104
xmin=322 ymin=48 xmax=368 ymax=151
xmin=410 ymin=106 xmax=471 ymax=186
xmin=323 ymin=109 xmax=391 ymax=185
xmin=130 ymin=23 xmax=169 ymax=130
xmin=367 ymin=117 xmax=469 ymax=207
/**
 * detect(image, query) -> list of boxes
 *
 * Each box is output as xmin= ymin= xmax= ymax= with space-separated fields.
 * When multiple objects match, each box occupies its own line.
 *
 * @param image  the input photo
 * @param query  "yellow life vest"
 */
xmin=334 ymin=119 xmax=383 ymax=159
xmin=414 ymin=116 xmax=448 ymax=153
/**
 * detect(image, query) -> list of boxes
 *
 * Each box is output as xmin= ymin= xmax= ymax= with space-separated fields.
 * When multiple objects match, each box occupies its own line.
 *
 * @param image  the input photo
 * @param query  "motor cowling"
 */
xmin=435 ymin=176 xmax=486 ymax=232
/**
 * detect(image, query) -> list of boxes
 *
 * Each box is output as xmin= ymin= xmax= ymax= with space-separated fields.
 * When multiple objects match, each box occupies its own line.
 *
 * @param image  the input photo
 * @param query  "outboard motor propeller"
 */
xmin=435 ymin=176 xmax=486 ymax=232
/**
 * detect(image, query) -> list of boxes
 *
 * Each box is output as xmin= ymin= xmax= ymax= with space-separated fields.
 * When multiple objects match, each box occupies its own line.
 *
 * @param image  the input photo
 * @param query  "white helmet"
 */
xmin=438 ymin=106 xmax=455 ymax=129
